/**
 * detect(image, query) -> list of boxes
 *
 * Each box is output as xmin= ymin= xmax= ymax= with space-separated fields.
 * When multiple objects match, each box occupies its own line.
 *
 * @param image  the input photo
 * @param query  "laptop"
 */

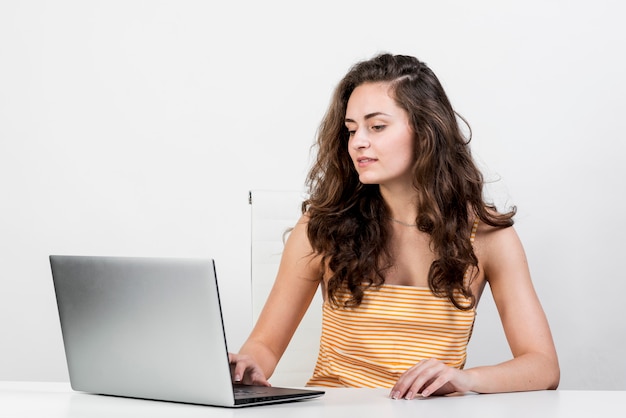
xmin=49 ymin=255 xmax=324 ymax=407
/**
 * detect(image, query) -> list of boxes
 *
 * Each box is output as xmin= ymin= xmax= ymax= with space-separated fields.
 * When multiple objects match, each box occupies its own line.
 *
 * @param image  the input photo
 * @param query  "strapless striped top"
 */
xmin=306 ymin=284 xmax=476 ymax=388
xmin=306 ymin=220 xmax=479 ymax=388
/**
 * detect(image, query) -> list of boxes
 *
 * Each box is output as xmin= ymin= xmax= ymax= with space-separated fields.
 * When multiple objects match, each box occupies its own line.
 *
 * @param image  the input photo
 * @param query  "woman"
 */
xmin=230 ymin=53 xmax=559 ymax=399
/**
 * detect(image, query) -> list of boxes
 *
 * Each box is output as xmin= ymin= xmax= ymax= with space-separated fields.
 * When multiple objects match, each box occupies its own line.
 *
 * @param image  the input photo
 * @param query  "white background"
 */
xmin=1 ymin=0 xmax=624 ymax=390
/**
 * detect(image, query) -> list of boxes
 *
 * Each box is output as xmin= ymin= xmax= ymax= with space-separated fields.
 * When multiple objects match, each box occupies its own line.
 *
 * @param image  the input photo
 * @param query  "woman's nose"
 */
xmin=350 ymin=129 xmax=370 ymax=149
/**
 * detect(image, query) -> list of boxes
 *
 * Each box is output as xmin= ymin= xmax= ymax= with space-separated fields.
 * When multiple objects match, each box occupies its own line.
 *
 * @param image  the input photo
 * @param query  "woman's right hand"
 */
xmin=228 ymin=352 xmax=271 ymax=386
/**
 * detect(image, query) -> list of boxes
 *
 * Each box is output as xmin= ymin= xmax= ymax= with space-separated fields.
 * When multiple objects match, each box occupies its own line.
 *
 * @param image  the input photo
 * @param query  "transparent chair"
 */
xmin=249 ymin=190 xmax=322 ymax=387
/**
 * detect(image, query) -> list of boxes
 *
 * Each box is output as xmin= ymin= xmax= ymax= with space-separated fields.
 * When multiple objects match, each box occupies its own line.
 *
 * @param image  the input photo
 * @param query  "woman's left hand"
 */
xmin=390 ymin=358 xmax=473 ymax=399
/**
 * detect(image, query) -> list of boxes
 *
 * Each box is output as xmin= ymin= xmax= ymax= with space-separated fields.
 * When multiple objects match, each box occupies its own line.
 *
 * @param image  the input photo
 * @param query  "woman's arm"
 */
xmin=390 ymin=225 xmax=560 ymax=398
xmin=231 ymin=214 xmax=321 ymax=385
xmin=463 ymin=224 xmax=560 ymax=393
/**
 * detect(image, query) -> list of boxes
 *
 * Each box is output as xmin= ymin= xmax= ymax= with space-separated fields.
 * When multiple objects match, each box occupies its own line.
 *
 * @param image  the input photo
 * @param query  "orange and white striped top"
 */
xmin=306 ymin=285 xmax=476 ymax=388
xmin=306 ymin=222 xmax=479 ymax=388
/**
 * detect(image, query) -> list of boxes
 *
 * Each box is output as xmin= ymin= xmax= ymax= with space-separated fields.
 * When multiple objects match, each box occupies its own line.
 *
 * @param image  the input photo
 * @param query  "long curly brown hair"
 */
xmin=303 ymin=53 xmax=515 ymax=310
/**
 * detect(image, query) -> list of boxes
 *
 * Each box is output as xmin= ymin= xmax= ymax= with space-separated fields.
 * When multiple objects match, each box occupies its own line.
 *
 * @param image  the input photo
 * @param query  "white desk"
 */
xmin=1 ymin=381 xmax=625 ymax=418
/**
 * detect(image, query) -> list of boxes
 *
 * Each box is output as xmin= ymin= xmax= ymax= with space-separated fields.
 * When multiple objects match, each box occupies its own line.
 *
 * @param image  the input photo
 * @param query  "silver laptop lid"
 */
xmin=50 ymin=255 xmax=235 ymax=406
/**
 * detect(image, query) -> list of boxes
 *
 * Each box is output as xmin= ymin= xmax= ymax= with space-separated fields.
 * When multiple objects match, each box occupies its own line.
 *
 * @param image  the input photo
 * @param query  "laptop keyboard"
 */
xmin=233 ymin=385 xmax=270 ymax=395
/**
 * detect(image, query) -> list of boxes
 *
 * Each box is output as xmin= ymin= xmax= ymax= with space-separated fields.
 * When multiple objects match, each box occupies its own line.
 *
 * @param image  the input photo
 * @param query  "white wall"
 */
xmin=1 ymin=0 xmax=624 ymax=389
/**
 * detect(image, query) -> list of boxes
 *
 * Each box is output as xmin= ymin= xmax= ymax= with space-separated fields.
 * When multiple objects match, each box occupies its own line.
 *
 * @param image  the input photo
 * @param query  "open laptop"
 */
xmin=49 ymin=255 xmax=324 ymax=407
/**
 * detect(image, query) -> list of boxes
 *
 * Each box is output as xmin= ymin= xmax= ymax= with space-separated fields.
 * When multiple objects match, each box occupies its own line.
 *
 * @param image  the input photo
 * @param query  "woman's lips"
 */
xmin=357 ymin=157 xmax=377 ymax=167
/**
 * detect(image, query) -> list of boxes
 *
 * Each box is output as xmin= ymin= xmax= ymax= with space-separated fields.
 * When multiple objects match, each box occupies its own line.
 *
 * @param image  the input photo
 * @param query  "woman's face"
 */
xmin=345 ymin=82 xmax=415 ymax=189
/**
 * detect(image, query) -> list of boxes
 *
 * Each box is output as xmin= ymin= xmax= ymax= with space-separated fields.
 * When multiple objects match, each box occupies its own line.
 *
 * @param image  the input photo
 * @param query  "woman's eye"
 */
xmin=371 ymin=125 xmax=386 ymax=132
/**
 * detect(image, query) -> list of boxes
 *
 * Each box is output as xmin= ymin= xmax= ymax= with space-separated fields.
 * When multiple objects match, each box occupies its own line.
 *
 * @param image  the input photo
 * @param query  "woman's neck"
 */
xmin=379 ymin=184 xmax=419 ymax=226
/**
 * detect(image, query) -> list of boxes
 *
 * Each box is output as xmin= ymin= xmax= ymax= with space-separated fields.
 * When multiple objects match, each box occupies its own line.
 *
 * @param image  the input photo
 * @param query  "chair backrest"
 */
xmin=249 ymin=190 xmax=322 ymax=387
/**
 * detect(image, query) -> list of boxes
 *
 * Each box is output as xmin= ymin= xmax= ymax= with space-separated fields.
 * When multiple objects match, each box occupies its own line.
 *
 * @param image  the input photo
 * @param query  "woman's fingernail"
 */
xmin=234 ymin=374 xmax=241 ymax=382
xmin=390 ymin=391 xmax=400 ymax=400
xmin=405 ymin=391 xmax=413 ymax=400
xmin=422 ymin=389 xmax=430 ymax=397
